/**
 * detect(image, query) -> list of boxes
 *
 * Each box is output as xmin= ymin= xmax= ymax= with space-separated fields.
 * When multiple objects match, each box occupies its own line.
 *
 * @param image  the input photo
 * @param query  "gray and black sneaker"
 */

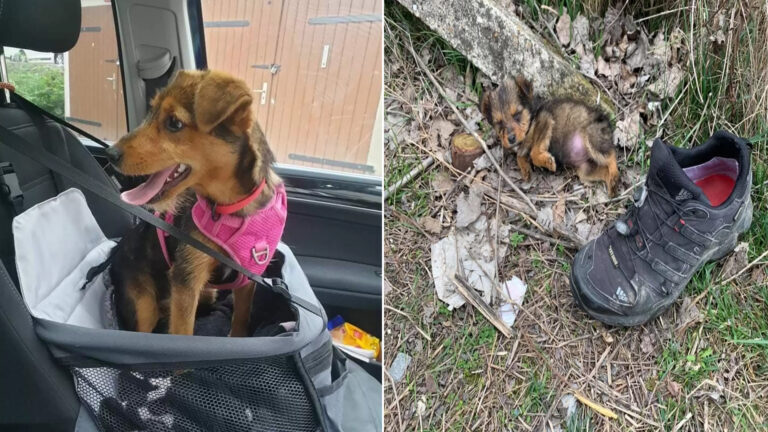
xmin=570 ymin=131 xmax=752 ymax=326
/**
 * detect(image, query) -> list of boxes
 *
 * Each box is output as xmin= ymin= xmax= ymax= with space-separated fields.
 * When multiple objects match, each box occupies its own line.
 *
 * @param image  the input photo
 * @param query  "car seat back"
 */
xmin=0 ymin=1 xmax=131 ymax=429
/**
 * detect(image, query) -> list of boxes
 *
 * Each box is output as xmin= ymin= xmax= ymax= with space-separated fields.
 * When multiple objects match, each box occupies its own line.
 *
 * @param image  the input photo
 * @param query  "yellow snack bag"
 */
xmin=330 ymin=322 xmax=381 ymax=360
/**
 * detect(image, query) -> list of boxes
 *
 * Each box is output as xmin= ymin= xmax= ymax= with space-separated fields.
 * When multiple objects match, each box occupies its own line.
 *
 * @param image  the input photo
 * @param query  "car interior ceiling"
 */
xmin=0 ymin=0 xmax=381 ymax=428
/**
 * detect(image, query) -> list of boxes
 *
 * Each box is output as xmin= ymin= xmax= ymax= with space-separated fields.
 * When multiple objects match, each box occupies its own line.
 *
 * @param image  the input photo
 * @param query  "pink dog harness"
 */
xmin=156 ymin=181 xmax=287 ymax=289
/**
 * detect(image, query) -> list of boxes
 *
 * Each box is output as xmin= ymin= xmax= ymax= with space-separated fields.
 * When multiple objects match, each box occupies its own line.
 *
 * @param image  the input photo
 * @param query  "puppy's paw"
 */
xmin=519 ymin=166 xmax=531 ymax=181
xmin=545 ymin=154 xmax=557 ymax=172
xmin=606 ymin=178 xmax=619 ymax=198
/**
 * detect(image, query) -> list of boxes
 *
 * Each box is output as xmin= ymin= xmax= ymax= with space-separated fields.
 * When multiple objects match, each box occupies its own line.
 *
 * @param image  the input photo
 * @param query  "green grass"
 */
xmin=510 ymin=232 xmax=527 ymax=248
xmin=6 ymin=61 xmax=64 ymax=117
xmin=386 ymin=1 xmax=768 ymax=429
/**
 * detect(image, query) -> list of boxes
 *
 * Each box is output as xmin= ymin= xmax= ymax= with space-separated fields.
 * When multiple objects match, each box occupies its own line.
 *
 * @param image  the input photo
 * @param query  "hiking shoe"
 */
xmin=570 ymin=131 xmax=753 ymax=326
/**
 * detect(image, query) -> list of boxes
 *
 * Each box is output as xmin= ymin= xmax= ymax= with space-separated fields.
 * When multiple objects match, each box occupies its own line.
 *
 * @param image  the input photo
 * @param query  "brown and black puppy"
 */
xmin=107 ymin=70 xmax=280 ymax=336
xmin=480 ymin=76 xmax=619 ymax=196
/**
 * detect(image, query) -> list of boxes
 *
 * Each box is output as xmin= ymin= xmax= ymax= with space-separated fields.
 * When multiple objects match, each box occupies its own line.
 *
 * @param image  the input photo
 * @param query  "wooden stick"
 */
xmin=384 ymin=155 xmax=435 ymax=199
xmin=574 ymin=392 xmax=618 ymax=419
xmin=404 ymin=34 xmax=537 ymax=213
xmin=450 ymin=273 xmax=512 ymax=338
xmin=384 ymin=304 xmax=432 ymax=341
xmin=474 ymin=183 xmax=585 ymax=247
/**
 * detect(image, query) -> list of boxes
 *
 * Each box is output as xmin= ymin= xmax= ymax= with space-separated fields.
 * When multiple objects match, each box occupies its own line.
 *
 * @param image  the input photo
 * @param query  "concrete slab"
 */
xmin=396 ymin=0 xmax=614 ymax=114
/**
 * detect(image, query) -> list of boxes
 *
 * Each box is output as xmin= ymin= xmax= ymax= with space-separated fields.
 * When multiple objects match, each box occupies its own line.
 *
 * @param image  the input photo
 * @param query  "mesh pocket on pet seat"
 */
xmin=73 ymin=356 xmax=321 ymax=432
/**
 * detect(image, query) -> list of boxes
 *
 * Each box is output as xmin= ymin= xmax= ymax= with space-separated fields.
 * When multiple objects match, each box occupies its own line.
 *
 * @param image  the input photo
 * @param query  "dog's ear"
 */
xmin=195 ymin=71 xmax=253 ymax=133
xmin=515 ymin=76 xmax=533 ymax=103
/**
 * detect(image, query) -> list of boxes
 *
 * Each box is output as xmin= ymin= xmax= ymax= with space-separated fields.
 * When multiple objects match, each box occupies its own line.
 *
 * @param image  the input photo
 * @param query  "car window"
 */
xmin=200 ymin=0 xmax=383 ymax=177
xmin=3 ymin=2 xmax=127 ymax=144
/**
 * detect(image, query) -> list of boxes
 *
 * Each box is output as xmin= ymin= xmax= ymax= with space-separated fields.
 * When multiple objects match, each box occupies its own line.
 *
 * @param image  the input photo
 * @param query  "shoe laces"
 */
xmin=614 ymin=179 xmax=687 ymax=257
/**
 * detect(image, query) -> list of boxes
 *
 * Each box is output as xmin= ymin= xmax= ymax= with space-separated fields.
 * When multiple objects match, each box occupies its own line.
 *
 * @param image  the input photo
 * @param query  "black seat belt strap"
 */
xmin=12 ymin=93 xmax=110 ymax=149
xmin=0 ymin=124 xmax=323 ymax=318
xmin=0 ymin=162 xmax=23 ymax=214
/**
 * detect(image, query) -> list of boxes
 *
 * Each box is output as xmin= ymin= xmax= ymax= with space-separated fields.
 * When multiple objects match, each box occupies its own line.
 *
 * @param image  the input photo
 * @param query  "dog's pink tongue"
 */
xmin=120 ymin=166 xmax=176 ymax=205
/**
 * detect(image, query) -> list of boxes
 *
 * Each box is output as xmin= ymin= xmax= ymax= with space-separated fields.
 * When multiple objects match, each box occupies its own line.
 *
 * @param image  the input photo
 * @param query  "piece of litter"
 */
xmin=416 ymin=398 xmax=427 ymax=416
xmin=389 ymin=352 xmax=412 ymax=383
xmin=472 ymin=145 xmax=503 ymax=171
xmin=431 ymin=216 xmax=511 ymax=309
xmin=497 ymin=277 xmax=527 ymax=328
xmin=455 ymin=185 xmax=483 ymax=228
xmin=560 ymin=394 xmax=577 ymax=420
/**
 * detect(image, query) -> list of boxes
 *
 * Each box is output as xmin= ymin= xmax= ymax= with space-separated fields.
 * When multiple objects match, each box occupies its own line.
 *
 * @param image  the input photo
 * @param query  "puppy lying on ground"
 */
xmin=106 ymin=70 xmax=286 ymax=336
xmin=481 ymin=76 xmax=619 ymax=196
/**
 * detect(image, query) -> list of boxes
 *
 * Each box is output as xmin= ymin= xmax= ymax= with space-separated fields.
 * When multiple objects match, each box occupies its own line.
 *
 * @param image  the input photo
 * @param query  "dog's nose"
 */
xmin=508 ymin=134 xmax=517 ymax=145
xmin=105 ymin=146 xmax=123 ymax=165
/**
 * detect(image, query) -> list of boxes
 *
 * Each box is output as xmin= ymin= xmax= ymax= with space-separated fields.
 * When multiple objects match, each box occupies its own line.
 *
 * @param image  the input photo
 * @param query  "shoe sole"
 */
xmin=570 ymin=201 xmax=753 ymax=327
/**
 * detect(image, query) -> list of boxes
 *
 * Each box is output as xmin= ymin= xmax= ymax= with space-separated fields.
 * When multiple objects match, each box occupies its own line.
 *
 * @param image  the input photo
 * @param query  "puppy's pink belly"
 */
xmin=565 ymin=134 xmax=588 ymax=167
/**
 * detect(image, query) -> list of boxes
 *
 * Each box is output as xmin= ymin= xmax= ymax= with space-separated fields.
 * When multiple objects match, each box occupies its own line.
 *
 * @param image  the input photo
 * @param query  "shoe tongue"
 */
xmin=649 ymin=139 xmax=709 ymax=204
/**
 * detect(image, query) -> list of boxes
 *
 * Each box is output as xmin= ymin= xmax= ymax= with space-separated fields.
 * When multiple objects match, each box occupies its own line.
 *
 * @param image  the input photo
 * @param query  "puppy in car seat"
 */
xmin=106 ymin=70 xmax=286 ymax=337
xmin=480 ymin=76 xmax=619 ymax=196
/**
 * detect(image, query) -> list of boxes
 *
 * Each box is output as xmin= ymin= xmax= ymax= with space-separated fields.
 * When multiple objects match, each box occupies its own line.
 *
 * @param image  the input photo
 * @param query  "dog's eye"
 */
xmin=513 ymin=112 xmax=522 ymax=122
xmin=166 ymin=115 xmax=184 ymax=132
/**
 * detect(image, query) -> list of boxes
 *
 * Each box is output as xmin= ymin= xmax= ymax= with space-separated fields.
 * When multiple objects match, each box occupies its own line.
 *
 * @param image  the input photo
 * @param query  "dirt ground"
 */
xmin=383 ymin=1 xmax=768 ymax=431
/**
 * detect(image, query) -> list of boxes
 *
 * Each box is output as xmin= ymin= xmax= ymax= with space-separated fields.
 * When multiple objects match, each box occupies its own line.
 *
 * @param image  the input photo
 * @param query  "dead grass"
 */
xmin=383 ymin=0 xmax=768 ymax=431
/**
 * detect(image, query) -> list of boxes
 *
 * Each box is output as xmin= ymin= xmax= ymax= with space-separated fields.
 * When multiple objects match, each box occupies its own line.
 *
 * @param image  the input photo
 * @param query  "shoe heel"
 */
xmin=710 ymin=200 xmax=753 ymax=262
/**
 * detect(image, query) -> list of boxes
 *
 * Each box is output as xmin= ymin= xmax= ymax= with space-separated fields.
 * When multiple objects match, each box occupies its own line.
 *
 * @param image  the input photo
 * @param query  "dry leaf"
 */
xmin=425 ymin=374 xmax=439 ymax=393
xmin=614 ymin=110 xmax=642 ymax=148
xmin=576 ymin=222 xmax=593 ymax=242
xmin=596 ymin=57 xmax=621 ymax=79
xmin=556 ymin=12 xmax=571 ymax=46
xmin=553 ymin=195 xmax=566 ymax=228
xmin=571 ymin=15 xmax=590 ymax=47
xmin=580 ymin=55 xmax=596 ymax=77
xmin=420 ymin=216 xmax=442 ymax=235
xmin=601 ymin=331 xmax=615 ymax=344
xmin=536 ymin=206 xmax=554 ymax=232
xmin=709 ymin=11 xmax=727 ymax=46
xmin=666 ymin=379 xmax=683 ymax=397
xmin=429 ymin=119 xmax=457 ymax=152
xmin=721 ymin=242 xmax=749 ymax=279
xmin=647 ymin=65 xmax=684 ymax=98
xmin=677 ymin=296 xmax=702 ymax=331
xmin=455 ymin=185 xmax=483 ymax=228
xmin=624 ymin=32 xmax=648 ymax=70
xmin=619 ymin=64 xmax=638 ymax=94
xmin=432 ymin=171 xmax=453 ymax=194
xmin=640 ymin=331 xmax=655 ymax=354
xmin=603 ymin=7 xmax=623 ymax=46
xmin=422 ymin=304 xmax=435 ymax=325
xmin=646 ymin=31 xmax=669 ymax=68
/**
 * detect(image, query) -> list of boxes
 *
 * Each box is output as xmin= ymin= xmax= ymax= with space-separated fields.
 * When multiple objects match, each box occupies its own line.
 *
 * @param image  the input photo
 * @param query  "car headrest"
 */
xmin=0 ymin=0 xmax=82 ymax=53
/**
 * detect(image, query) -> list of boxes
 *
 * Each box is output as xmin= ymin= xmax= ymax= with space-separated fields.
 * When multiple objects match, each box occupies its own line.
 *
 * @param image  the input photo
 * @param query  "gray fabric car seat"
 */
xmin=0 ymin=1 xmax=132 ymax=430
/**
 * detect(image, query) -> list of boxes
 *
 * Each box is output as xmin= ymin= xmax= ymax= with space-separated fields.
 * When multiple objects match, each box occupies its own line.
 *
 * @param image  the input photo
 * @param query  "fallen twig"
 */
xmin=383 ymin=369 xmax=405 ymax=432
xmin=574 ymin=392 xmax=618 ymax=419
xmin=507 ymin=222 xmax=580 ymax=250
xmin=384 ymin=304 xmax=432 ymax=341
xmin=450 ymin=273 xmax=512 ymax=338
xmin=474 ymin=183 xmax=585 ymax=247
xmin=384 ymin=155 xmax=435 ymax=199
xmin=403 ymin=32 xmax=537 ymax=213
